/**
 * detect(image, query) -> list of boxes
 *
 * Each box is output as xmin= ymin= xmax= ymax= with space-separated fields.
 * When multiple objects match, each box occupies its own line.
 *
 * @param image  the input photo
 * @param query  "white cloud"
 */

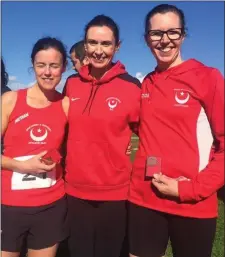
xmin=7 ymin=75 xmax=30 ymax=90
xmin=27 ymin=81 xmax=36 ymax=87
xmin=8 ymin=75 xmax=17 ymax=81
xmin=6 ymin=70 xmax=67 ymax=92
xmin=8 ymin=81 xmax=28 ymax=90
xmin=8 ymin=79 xmax=66 ymax=93
xmin=136 ymin=72 xmax=146 ymax=83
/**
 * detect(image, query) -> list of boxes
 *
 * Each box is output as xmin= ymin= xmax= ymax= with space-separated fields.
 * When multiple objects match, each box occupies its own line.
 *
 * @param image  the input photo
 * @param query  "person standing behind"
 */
xmin=64 ymin=15 xmax=141 ymax=257
xmin=1 ymin=58 xmax=11 ymax=151
xmin=129 ymin=4 xmax=224 ymax=257
xmin=1 ymin=58 xmax=12 ymax=171
xmin=1 ymin=37 xmax=70 ymax=257
xmin=1 ymin=58 xmax=11 ymax=94
xmin=62 ymin=40 xmax=89 ymax=96
xmin=69 ymin=40 xmax=89 ymax=72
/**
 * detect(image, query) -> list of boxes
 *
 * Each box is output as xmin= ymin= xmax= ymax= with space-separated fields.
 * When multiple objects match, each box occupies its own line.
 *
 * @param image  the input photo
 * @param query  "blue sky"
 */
xmin=2 ymin=1 xmax=224 ymax=92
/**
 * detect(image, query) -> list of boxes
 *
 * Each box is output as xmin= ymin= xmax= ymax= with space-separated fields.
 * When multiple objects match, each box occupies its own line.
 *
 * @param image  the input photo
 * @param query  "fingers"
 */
xmin=39 ymin=162 xmax=56 ymax=171
xmin=35 ymin=151 xmax=55 ymax=167
xmin=152 ymin=178 xmax=165 ymax=191
xmin=153 ymin=174 xmax=170 ymax=184
xmin=152 ymin=176 xmax=179 ymax=197
xmin=152 ymin=178 xmax=169 ymax=196
xmin=41 ymin=158 xmax=54 ymax=165
xmin=30 ymin=169 xmax=48 ymax=175
xmin=34 ymin=165 xmax=55 ymax=174
xmin=36 ymin=150 xmax=48 ymax=159
xmin=29 ymin=163 xmax=55 ymax=175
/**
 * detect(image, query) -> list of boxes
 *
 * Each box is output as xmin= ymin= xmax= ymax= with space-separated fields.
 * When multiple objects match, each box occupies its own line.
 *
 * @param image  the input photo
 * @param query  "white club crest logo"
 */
xmin=174 ymin=89 xmax=190 ymax=105
xmin=141 ymin=93 xmax=150 ymax=99
xmin=106 ymin=97 xmax=121 ymax=111
xmin=26 ymin=124 xmax=51 ymax=144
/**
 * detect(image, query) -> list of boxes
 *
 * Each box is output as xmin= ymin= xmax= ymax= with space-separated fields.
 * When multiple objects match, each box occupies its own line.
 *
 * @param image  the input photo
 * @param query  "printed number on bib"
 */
xmin=11 ymin=155 xmax=56 ymax=190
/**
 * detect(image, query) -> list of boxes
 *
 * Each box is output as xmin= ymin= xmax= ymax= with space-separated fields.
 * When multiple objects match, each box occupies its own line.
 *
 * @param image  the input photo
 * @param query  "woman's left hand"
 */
xmin=152 ymin=174 xmax=179 ymax=198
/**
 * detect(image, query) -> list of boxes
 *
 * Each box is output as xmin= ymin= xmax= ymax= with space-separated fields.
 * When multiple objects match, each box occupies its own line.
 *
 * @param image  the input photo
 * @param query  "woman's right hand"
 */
xmin=17 ymin=151 xmax=56 ymax=175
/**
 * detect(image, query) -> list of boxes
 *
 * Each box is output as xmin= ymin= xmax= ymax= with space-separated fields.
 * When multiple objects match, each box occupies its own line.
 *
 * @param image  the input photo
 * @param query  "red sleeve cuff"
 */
xmin=178 ymin=180 xmax=195 ymax=202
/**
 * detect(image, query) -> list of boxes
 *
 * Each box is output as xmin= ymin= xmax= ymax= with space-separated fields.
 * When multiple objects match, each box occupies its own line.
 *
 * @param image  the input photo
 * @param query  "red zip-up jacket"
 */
xmin=63 ymin=61 xmax=141 ymax=200
xmin=129 ymin=59 xmax=224 ymax=218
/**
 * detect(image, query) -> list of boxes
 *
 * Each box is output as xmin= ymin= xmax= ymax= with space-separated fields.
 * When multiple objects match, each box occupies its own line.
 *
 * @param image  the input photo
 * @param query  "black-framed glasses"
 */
xmin=148 ymin=28 xmax=184 ymax=41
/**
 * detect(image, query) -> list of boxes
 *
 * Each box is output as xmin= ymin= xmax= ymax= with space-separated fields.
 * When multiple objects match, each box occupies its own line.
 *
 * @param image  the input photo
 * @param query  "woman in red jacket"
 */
xmin=1 ymin=37 xmax=69 ymax=257
xmin=128 ymin=4 xmax=224 ymax=257
xmin=64 ymin=14 xmax=141 ymax=257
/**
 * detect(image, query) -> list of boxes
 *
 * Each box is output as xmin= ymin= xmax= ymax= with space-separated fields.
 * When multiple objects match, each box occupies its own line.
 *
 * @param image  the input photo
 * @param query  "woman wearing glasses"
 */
xmin=129 ymin=4 xmax=224 ymax=257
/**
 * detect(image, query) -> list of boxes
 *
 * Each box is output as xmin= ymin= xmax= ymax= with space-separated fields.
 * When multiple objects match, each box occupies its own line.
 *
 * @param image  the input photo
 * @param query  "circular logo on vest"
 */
xmin=174 ymin=89 xmax=191 ymax=106
xmin=26 ymin=124 xmax=51 ymax=144
xmin=106 ymin=97 xmax=121 ymax=111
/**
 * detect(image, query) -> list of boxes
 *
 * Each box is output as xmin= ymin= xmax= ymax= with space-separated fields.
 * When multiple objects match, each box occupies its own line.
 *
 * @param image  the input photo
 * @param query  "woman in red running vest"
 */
xmin=1 ymin=37 xmax=69 ymax=257
xmin=128 ymin=4 xmax=224 ymax=257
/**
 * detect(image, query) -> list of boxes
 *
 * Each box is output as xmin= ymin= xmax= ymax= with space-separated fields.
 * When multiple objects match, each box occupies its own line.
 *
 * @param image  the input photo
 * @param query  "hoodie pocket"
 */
xmin=66 ymin=140 xmax=130 ymax=187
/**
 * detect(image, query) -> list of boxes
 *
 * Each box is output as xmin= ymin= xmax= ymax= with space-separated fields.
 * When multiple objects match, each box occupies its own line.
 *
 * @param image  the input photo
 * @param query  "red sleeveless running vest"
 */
xmin=2 ymin=89 xmax=67 ymax=207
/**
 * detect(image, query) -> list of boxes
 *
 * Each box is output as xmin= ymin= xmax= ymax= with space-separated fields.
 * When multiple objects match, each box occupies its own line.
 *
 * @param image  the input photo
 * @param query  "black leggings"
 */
xmin=128 ymin=202 xmax=217 ymax=257
xmin=67 ymin=195 xmax=127 ymax=257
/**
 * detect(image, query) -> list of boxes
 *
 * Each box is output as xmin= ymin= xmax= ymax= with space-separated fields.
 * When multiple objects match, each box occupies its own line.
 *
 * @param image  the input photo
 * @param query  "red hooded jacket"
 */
xmin=63 ymin=61 xmax=141 ymax=200
xmin=129 ymin=59 xmax=224 ymax=218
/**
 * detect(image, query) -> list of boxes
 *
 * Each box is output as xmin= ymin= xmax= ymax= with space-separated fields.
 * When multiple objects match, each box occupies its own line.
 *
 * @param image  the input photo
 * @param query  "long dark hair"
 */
xmin=1 ymin=58 xmax=9 ymax=88
xmin=84 ymin=15 xmax=120 ymax=45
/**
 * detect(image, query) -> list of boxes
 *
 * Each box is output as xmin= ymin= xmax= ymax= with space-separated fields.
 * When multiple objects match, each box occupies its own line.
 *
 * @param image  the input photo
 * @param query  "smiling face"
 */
xmin=146 ymin=12 xmax=185 ymax=70
xmin=33 ymin=48 xmax=65 ymax=90
xmin=85 ymin=25 xmax=120 ymax=70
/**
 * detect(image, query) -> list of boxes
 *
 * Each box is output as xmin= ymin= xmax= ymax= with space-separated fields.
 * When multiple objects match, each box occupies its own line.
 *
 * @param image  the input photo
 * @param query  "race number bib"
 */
xmin=11 ymin=155 xmax=56 ymax=190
